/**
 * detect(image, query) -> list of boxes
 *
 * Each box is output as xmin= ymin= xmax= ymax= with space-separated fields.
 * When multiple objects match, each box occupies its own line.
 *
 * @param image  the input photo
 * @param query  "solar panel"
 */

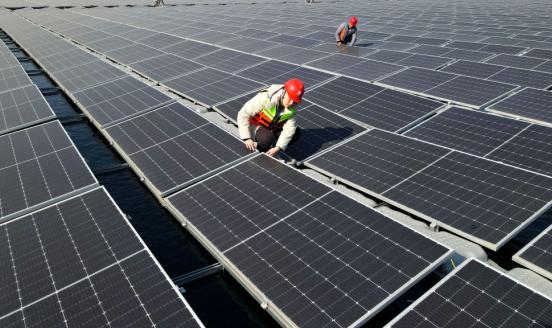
xmin=405 ymin=107 xmax=530 ymax=156
xmin=341 ymin=89 xmax=444 ymax=132
xmin=163 ymin=40 xmax=220 ymax=60
xmin=131 ymin=54 xmax=204 ymax=82
xmin=440 ymin=60 xmax=507 ymax=79
xmin=378 ymin=67 xmax=457 ymax=93
xmin=51 ymin=60 xmax=127 ymax=93
xmin=0 ymin=187 xmax=204 ymax=328
xmin=212 ymin=91 xmax=257 ymax=121
xmin=338 ymin=59 xmax=405 ymax=81
xmin=441 ymin=49 xmax=495 ymax=61
xmin=305 ymin=54 xmax=366 ymax=72
xmin=479 ymin=44 xmax=526 ymax=54
xmin=0 ymin=85 xmax=56 ymax=135
xmin=104 ymin=102 xmax=252 ymax=196
xmin=446 ymin=41 xmax=487 ymax=51
xmin=0 ymin=121 xmax=98 ymax=223
xmin=72 ymin=76 xmax=174 ymax=128
xmin=408 ymin=45 xmax=453 ymax=56
xmin=524 ymin=48 xmax=552 ymax=60
xmin=0 ymin=66 xmax=32 ymax=93
xmin=366 ymin=50 xmax=414 ymax=63
xmin=487 ymin=124 xmax=552 ymax=177
xmin=138 ymin=32 xmax=185 ymax=50
xmin=105 ymin=43 xmax=165 ymax=65
xmin=486 ymin=54 xmax=547 ymax=69
xmin=307 ymin=129 xmax=552 ymax=249
xmin=514 ymin=224 xmax=552 ymax=281
xmin=194 ymin=49 xmax=267 ymax=73
xmin=382 ymin=151 xmax=552 ymax=249
xmin=386 ymin=259 xmax=552 ymax=328
xmin=534 ymin=60 xmax=552 ymax=73
xmin=424 ymin=75 xmax=519 ymax=108
xmin=396 ymin=54 xmax=453 ymax=69
xmin=307 ymin=129 xmax=450 ymax=193
xmin=166 ymin=154 xmax=451 ymax=328
xmin=488 ymin=67 xmax=552 ymax=89
xmin=86 ymin=36 xmax=135 ymax=53
xmin=488 ymin=87 xmax=552 ymax=125
xmin=283 ymin=103 xmax=366 ymax=161
xmin=305 ymin=77 xmax=385 ymax=113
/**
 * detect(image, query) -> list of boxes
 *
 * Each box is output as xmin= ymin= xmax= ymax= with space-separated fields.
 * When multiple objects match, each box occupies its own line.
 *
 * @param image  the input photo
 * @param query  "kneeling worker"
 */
xmin=237 ymin=79 xmax=305 ymax=157
xmin=336 ymin=16 xmax=358 ymax=47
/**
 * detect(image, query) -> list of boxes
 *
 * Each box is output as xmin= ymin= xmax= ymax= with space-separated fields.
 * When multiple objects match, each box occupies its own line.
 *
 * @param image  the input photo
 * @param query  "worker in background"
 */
xmin=336 ymin=16 xmax=358 ymax=47
xmin=237 ymin=79 xmax=305 ymax=157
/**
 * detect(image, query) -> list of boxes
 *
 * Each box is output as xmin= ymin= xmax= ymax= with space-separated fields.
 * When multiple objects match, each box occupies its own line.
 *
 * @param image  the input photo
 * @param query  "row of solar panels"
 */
xmin=16 ymin=6 xmax=552 ymax=283
xmin=4 ymin=7 xmax=552 ymax=328
xmin=29 ymin=6 xmax=552 ymax=127
xmin=0 ymin=18 xmax=205 ymax=328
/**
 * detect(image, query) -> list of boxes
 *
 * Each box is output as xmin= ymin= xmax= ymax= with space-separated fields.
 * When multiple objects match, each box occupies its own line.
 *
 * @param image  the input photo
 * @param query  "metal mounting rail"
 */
xmin=172 ymin=263 xmax=223 ymax=286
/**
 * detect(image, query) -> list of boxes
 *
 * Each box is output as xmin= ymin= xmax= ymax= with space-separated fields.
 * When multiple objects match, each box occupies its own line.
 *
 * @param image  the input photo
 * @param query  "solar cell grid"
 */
xmin=105 ymin=43 xmax=165 ymax=65
xmin=378 ymin=67 xmax=457 ymax=93
xmin=440 ymin=60 xmax=507 ymax=79
xmin=386 ymin=259 xmax=552 ymax=328
xmin=167 ymin=154 xmax=451 ymax=328
xmin=488 ymin=67 xmax=552 ymax=89
xmin=105 ymin=102 xmax=252 ymax=195
xmin=514 ymin=224 xmax=552 ymax=281
xmin=0 ymin=66 xmax=32 ymax=93
xmin=341 ymin=89 xmax=444 ymax=132
xmin=486 ymin=53 xmax=547 ymax=69
xmin=72 ymin=76 xmax=174 ymax=128
xmin=338 ymin=59 xmax=405 ymax=81
xmin=0 ymin=187 xmax=204 ymax=328
xmin=0 ymin=121 xmax=98 ymax=223
xmin=51 ymin=60 xmax=127 ymax=93
xmin=0 ymin=85 xmax=56 ymax=136
xmin=405 ymin=107 xmax=530 ymax=156
xmin=131 ymin=53 xmax=204 ymax=82
xmin=489 ymin=88 xmax=552 ymax=125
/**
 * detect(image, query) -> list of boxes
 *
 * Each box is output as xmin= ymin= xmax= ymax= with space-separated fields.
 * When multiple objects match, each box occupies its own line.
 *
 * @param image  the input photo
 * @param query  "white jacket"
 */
xmin=237 ymin=84 xmax=298 ymax=151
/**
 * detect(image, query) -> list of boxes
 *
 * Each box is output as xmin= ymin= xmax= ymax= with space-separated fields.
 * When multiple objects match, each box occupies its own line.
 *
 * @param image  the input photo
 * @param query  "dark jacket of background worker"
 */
xmin=335 ymin=16 xmax=358 ymax=46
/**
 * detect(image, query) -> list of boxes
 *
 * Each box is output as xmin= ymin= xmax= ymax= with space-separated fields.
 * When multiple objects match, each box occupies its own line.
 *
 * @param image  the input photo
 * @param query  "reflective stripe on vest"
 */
xmin=250 ymin=99 xmax=297 ymax=130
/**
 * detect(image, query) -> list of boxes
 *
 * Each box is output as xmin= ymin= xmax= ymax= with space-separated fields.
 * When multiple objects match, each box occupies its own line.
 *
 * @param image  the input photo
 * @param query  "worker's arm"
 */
xmin=275 ymin=116 xmax=297 ymax=151
xmin=335 ymin=23 xmax=346 ymax=43
xmin=237 ymin=93 xmax=264 ymax=140
xmin=350 ymin=31 xmax=357 ymax=46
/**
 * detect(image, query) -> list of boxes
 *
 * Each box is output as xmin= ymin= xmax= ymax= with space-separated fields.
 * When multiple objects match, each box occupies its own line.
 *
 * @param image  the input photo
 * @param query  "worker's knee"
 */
xmin=254 ymin=127 xmax=275 ymax=152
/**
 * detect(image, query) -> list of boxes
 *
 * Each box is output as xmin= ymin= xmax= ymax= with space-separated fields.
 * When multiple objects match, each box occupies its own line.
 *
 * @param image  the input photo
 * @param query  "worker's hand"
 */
xmin=266 ymin=147 xmax=280 ymax=157
xmin=244 ymin=139 xmax=256 ymax=152
xmin=337 ymin=41 xmax=342 ymax=46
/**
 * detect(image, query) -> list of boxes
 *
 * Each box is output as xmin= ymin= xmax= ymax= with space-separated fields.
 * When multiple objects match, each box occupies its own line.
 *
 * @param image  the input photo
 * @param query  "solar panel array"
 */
xmin=514 ymin=224 xmax=552 ymax=281
xmin=0 ymin=187 xmax=204 ymax=328
xmin=0 ymin=121 xmax=98 ymax=223
xmin=386 ymin=259 xmax=552 ymax=328
xmin=2 ymin=3 xmax=552 ymax=327
xmin=167 ymin=154 xmax=452 ymax=328
xmin=307 ymin=129 xmax=552 ymax=250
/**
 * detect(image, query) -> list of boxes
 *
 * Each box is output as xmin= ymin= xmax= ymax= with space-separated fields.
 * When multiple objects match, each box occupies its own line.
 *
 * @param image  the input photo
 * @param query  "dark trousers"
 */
xmin=254 ymin=126 xmax=301 ymax=152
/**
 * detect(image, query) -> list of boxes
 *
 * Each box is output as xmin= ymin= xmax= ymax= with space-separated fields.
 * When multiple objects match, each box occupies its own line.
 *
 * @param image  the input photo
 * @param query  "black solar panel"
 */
xmin=489 ymin=87 xmax=552 ymax=125
xmin=488 ymin=67 xmax=552 ymax=89
xmin=514 ymin=224 xmax=552 ymax=281
xmin=524 ymin=48 xmax=552 ymax=60
xmin=306 ymin=54 xmax=366 ymax=72
xmin=73 ymin=76 xmax=174 ymax=128
xmin=378 ymin=67 xmax=457 ymax=92
xmin=396 ymin=54 xmax=453 ymax=69
xmin=0 ymin=85 xmax=56 ymax=135
xmin=441 ymin=49 xmax=494 ymax=61
xmin=479 ymin=44 xmax=526 ymax=54
xmin=307 ymin=129 xmax=450 ymax=194
xmin=486 ymin=54 xmax=546 ymax=69
xmin=366 ymin=50 xmax=414 ymax=63
xmin=0 ymin=121 xmax=97 ymax=223
xmin=105 ymin=102 xmax=251 ymax=196
xmin=105 ymin=43 xmax=165 ymax=65
xmin=424 ymin=75 xmax=518 ymax=108
xmin=305 ymin=77 xmax=384 ymax=112
xmin=282 ymin=103 xmax=366 ymax=161
xmin=0 ymin=66 xmax=32 ymax=93
xmin=51 ymin=60 xmax=127 ymax=93
xmin=487 ymin=124 xmax=552 ymax=177
xmin=387 ymin=259 xmax=552 ymax=328
xmin=382 ymin=151 xmax=552 ymax=249
xmin=342 ymin=89 xmax=444 ymax=132
xmin=237 ymin=60 xmax=334 ymax=88
xmin=440 ymin=60 xmax=507 ymax=79
xmin=167 ymin=154 xmax=451 ymax=328
xmin=131 ymin=53 xmax=204 ymax=82
xmin=0 ymin=187 xmax=204 ymax=328
xmin=405 ymin=107 xmax=530 ymax=156
xmin=194 ymin=49 xmax=267 ymax=73
xmin=338 ymin=59 xmax=406 ymax=81
xmin=163 ymin=40 xmax=220 ymax=60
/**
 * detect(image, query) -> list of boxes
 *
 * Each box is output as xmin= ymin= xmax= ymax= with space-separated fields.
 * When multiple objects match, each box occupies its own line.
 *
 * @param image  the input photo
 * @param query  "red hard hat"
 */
xmin=284 ymin=78 xmax=305 ymax=104
xmin=349 ymin=16 xmax=358 ymax=27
